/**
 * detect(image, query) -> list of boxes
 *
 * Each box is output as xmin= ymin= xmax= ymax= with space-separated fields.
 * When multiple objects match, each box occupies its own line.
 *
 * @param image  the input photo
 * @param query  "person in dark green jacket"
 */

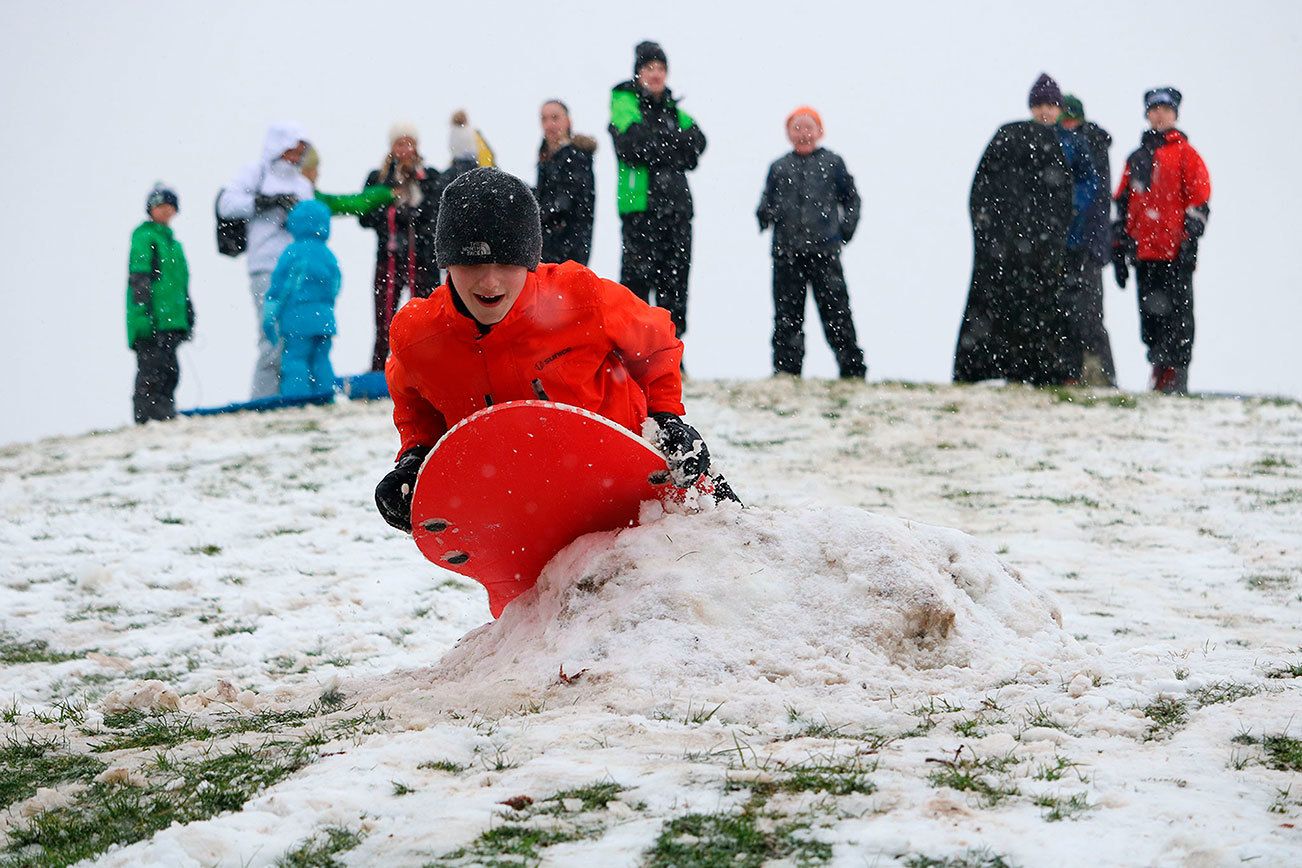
xmin=126 ymin=184 xmax=192 ymax=423
xmin=609 ymin=41 xmax=706 ymax=339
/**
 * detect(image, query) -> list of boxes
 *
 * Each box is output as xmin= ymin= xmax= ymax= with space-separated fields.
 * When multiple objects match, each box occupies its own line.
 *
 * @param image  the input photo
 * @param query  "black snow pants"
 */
xmin=1064 ymin=248 xmax=1116 ymax=386
xmin=1137 ymin=258 xmax=1196 ymax=368
xmin=133 ymin=330 xmax=183 ymax=424
xmin=620 ymin=211 xmax=692 ymax=338
xmin=771 ymin=251 xmax=866 ymax=378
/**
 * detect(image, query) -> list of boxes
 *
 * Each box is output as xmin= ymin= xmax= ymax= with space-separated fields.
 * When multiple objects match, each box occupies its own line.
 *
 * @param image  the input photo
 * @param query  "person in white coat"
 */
xmin=218 ymin=122 xmax=314 ymax=398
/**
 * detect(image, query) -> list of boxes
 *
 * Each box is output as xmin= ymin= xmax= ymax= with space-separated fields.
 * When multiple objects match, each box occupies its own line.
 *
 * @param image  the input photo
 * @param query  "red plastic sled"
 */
xmin=410 ymin=401 xmax=673 ymax=617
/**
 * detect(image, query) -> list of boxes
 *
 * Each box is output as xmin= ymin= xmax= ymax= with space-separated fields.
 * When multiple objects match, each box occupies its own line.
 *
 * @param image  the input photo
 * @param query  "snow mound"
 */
xmin=376 ymin=506 xmax=1071 ymax=722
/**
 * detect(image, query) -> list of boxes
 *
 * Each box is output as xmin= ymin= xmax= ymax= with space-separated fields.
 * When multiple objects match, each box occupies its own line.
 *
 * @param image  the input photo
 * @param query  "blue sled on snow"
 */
xmin=180 ymin=371 xmax=389 ymax=417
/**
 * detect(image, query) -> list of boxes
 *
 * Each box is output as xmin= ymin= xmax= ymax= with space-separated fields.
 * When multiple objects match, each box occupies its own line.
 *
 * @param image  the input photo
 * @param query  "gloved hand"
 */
xmin=375 ymin=445 xmax=432 ymax=532
xmin=255 ymin=193 xmax=299 ymax=211
xmin=1111 ymin=247 xmax=1128 ymax=289
xmin=648 ymin=412 xmax=710 ymax=487
xmin=1183 ymin=213 xmax=1207 ymax=240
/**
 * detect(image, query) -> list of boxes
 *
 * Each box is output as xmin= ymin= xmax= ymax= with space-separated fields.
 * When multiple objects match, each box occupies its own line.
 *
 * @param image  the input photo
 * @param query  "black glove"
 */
xmin=1183 ymin=213 xmax=1207 ymax=240
xmin=254 ymin=193 xmax=299 ymax=211
xmin=649 ymin=412 xmax=710 ymax=487
xmin=375 ymin=445 xmax=432 ymax=533
xmin=1111 ymin=248 xmax=1129 ymax=289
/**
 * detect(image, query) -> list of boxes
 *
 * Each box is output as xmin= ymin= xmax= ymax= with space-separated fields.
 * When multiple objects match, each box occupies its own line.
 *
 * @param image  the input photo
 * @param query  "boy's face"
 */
xmin=637 ymin=61 xmax=667 ymax=97
xmin=1146 ymin=104 xmax=1177 ymax=131
xmin=449 ymin=263 xmax=529 ymax=325
xmin=787 ymin=115 xmax=822 ymax=155
xmin=149 ymin=204 xmax=176 ymax=225
xmin=541 ymin=102 xmax=569 ymax=143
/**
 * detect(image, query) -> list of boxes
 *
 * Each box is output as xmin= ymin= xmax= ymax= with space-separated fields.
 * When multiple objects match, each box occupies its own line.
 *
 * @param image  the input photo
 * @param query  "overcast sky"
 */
xmin=3 ymin=0 xmax=1299 ymax=444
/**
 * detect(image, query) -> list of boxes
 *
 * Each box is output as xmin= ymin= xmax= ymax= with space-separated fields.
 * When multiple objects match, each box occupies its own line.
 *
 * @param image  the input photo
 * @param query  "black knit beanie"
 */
xmin=1028 ymin=72 xmax=1063 ymax=108
xmin=634 ymin=40 xmax=668 ymax=76
xmin=435 ymin=168 xmax=542 ymax=270
xmin=145 ymin=183 xmax=179 ymax=214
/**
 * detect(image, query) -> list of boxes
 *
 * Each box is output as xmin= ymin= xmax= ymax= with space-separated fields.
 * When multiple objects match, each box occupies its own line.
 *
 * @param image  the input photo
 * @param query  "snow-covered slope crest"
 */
xmin=375 ymin=504 xmax=1071 ymax=721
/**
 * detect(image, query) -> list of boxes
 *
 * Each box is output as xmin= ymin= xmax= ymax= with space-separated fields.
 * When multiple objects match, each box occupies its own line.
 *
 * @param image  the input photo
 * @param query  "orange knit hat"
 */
xmin=785 ymin=106 xmax=824 ymax=132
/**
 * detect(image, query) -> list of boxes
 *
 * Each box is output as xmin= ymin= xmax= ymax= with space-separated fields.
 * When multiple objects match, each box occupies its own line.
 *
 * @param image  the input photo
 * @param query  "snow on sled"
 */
xmin=410 ymin=400 xmax=679 ymax=618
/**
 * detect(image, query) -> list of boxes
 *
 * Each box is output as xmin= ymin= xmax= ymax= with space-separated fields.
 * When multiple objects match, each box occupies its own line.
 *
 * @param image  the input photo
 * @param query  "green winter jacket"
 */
xmin=609 ymin=84 xmax=699 ymax=215
xmin=126 ymin=221 xmax=190 ymax=348
xmin=315 ymin=185 xmax=394 ymax=217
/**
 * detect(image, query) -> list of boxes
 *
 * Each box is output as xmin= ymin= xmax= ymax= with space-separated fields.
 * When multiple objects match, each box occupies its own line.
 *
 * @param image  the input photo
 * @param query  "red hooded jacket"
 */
xmin=385 ymin=261 xmax=685 ymax=457
xmin=1115 ymin=129 xmax=1211 ymax=261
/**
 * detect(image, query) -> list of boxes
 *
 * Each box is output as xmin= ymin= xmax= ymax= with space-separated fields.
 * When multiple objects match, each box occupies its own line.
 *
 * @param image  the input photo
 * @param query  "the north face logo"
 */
xmin=462 ymin=241 xmax=492 ymax=257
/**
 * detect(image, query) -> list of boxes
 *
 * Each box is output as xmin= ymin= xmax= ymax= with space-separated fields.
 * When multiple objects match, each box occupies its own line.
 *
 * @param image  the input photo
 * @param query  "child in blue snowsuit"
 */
xmin=263 ymin=200 xmax=341 ymax=397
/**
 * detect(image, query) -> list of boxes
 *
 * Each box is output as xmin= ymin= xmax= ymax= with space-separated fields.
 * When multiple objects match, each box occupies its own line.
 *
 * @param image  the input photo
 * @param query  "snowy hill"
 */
xmin=2 ymin=381 xmax=1300 ymax=866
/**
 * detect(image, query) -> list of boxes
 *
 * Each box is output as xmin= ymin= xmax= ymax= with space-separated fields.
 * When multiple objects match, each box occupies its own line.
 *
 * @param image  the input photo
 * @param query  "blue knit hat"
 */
xmin=1144 ymin=86 xmax=1182 ymax=114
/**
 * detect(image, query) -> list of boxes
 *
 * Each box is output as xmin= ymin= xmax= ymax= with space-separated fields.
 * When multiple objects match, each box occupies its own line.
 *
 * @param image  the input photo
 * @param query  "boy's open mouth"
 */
xmin=474 ymin=293 xmax=506 ymax=307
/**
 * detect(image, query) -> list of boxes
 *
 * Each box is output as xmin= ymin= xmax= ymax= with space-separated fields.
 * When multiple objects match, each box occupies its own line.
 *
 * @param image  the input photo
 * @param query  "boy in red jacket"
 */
xmin=1113 ymin=86 xmax=1212 ymax=394
xmin=375 ymin=168 xmax=728 ymax=532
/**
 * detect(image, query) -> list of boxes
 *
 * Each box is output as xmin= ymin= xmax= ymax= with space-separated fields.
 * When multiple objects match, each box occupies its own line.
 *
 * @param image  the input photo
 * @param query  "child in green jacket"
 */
xmin=126 ymin=184 xmax=192 ymax=423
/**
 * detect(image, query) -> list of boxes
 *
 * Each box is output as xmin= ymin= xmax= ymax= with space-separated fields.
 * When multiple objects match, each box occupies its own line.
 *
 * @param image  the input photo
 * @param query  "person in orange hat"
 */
xmin=756 ymin=107 xmax=866 ymax=379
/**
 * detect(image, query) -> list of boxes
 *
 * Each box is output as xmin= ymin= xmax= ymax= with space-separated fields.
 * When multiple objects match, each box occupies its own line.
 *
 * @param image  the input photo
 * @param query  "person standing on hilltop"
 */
xmin=1112 ymin=86 xmax=1212 ymax=395
xmin=536 ymin=99 xmax=597 ymax=266
xmin=609 ymin=41 xmax=706 ymax=340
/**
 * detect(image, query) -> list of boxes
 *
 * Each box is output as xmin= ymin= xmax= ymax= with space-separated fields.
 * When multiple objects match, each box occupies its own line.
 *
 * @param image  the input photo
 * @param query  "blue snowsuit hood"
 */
xmin=263 ymin=201 xmax=340 ymax=340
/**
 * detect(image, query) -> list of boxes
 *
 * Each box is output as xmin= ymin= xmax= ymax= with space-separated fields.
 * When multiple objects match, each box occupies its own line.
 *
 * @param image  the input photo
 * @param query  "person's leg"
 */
xmin=771 ymin=255 xmax=807 ymax=376
xmin=132 ymin=334 xmax=162 ymax=424
xmin=620 ymin=213 xmax=656 ymax=304
xmin=249 ymin=272 xmax=280 ymax=398
xmin=155 ymin=331 xmax=182 ymax=419
xmin=1060 ymin=248 xmax=1089 ymax=383
xmin=1078 ymin=262 xmax=1116 ymax=386
xmin=656 ymin=217 xmax=693 ymax=338
xmin=279 ymin=335 xmax=313 ymax=398
xmin=1168 ymin=262 xmax=1196 ymax=374
xmin=371 ymin=260 xmax=394 ymax=372
xmin=809 ymin=252 xmax=867 ymax=379
xmin=311 ymin=336 xmax=336 ymax=394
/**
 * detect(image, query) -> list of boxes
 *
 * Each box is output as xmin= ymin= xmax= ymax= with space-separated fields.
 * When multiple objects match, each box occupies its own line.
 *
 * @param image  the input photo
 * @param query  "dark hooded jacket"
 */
xmin=359 ymin=160 xmax=442 ymax=294
xmin=608 ymin=81 xmax=706 ymax=218
xmin=1074 ymin=121 xmax=1113 ymax=265
xmin=954 ymin=120 xmax=1074 ymax=385
xmin=536 ymin=135 xmax=597 ymax=265
xmin=756 ymin=147 xmax=860 ymax=258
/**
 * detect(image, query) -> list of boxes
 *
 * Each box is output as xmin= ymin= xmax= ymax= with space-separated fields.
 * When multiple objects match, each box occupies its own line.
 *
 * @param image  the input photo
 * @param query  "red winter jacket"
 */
xmin=386 ymin=261 xmax=686 ymax=457
xmin=1115 ymin=129 xmax=1211 ymax=261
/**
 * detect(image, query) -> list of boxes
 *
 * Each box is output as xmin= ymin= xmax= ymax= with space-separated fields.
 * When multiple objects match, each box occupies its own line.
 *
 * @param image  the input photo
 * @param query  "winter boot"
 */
xmin=1151 ymin=365 xmax=1179 ymax=394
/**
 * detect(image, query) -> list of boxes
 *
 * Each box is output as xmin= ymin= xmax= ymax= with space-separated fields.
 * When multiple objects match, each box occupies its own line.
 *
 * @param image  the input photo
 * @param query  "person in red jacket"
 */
xmin=374 ymin=168 xmax=732 ymax=532
xmin=1113 ymin=86 xmax=1212 ymax=394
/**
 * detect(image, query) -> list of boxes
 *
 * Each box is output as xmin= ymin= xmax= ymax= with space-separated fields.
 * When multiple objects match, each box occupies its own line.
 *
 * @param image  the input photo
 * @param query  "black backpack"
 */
xmin=214 ymin=191 xmax=247 ymax=257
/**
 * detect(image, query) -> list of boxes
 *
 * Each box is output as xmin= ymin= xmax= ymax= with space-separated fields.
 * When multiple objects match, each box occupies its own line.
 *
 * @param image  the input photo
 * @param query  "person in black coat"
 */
xmin=536 ymin=100 xmax=597 ymax=265
xmin=756 ymin=107 xmax=866 ymax=379
xmin=954 ymin=74 xmax=1074 ymax=386
xmin=1060 ymin=95 xmax=1116 ymax=387
xmin=609 ymin=41 xmax=707 ymax=338
xmin=359 ymin=123 xmax=442 ymax=371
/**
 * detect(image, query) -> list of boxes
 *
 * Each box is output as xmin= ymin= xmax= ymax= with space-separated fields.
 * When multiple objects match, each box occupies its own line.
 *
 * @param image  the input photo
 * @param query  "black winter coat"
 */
xmin=609 ymin=81 xmax=707 ymax=219
xmin=359 ymin=162 xmax=442 ymax=287
xmin=756 ymin=148 xmax=861 ymax=258
xmin=536 ymin=136 xmax=597 ymax=265
xmin=1076 ymin=121 xmax=1113 ymax=266
xmin=955 ymin=120 xmax=1074 ymax=385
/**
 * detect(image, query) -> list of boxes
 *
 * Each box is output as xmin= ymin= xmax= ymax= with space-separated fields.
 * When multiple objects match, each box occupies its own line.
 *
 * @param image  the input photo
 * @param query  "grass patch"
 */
xmin=645 ymin=810 xmax=831 ymax=867
xmin=1032 ymin=791 xmax=1092 ymax=821
xmin=188 ymin=544 xmax=223 ymax=557
xmin=926 ymin=750 xmax=1020 ymax=806
xmin=1244 ymin=573 xmax=1294 ymax=592
xmin=1189 ymin=681 xmax=1261 ymax=706
xmin=1263 ymin=734 xmax=1302 ymax=772
xmin=213 ymin=622 xmax=257 ymax=637
xmin=275 ymin=826 xmax=365 ymax=867
xmin=1266 ymin=660 xmax=1302 ymax=679
xmin=0 ymin=636 xmax=83 ymax=665
xmin=1141 ymin=696 xmax=1189 ymax=740
xmin=3 ymin=738 xmax=317 ymax=866
xmin=0 ymin=735 xmax=106 ymax=809
xmin=418 ymin=759 xmax=467 ymax=773
xmin=91 ymin=715 xmax=214 ymax=753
